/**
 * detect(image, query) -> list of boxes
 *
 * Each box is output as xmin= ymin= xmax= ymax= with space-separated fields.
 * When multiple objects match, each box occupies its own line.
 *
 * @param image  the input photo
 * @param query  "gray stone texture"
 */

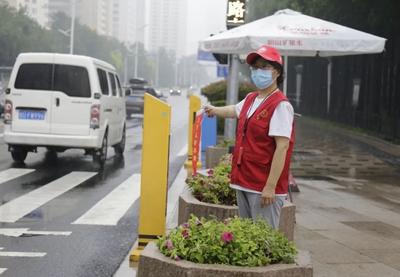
xmin=178 ymin=188 xmax=296 ymax=241
xmin=137 ymin=242 xmax=313 ymax=277
xmin=205 ymin=146 xmax=229 ymax=168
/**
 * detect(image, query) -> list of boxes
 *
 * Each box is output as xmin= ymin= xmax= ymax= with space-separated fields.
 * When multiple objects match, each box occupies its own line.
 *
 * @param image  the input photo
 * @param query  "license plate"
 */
xmin=19 ymin=110 xmax=45 ymax=120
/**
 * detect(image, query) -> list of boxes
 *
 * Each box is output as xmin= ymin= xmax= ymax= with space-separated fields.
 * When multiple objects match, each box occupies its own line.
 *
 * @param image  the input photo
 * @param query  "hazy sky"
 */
xmin=185 ymin=0 xmax=227 ymax=55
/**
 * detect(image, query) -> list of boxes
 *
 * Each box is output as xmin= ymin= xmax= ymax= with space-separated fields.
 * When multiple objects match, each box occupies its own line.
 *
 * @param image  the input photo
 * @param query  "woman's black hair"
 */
xmin=269 ymin=61 xmax=284 ymax=86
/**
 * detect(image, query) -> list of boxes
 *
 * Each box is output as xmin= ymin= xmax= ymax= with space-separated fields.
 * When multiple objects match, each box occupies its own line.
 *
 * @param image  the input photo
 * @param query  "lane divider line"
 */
xmin=0 ymin=251 xmax=46 ymax=258
xmin=0 ymin=228 xmax=71 ymax=237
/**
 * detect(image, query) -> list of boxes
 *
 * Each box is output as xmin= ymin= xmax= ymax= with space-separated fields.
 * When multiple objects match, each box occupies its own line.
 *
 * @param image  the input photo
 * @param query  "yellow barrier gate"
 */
xmin=184 ymin=95 xmax=202 ymax=171
xmin=130 ymin=93 xmax=171 ymax=262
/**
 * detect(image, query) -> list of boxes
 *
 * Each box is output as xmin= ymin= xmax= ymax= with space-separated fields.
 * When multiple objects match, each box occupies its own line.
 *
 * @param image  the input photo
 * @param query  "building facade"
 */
xmin=1 ymin=0 xmax=186 ymax=50
xmin=145 ymin=0 xmax=187 ymax=57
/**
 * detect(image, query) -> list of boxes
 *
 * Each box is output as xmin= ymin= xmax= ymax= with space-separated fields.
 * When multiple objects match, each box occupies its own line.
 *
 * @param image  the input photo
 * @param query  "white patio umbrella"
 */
xmin=200 ymin=9 xmax=385 ymax=56
xmin=199 ymin=9 xmax=386 ymax=138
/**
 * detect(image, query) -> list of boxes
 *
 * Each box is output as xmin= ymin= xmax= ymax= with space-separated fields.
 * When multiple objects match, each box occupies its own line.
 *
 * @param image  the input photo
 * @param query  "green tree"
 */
xmin=246 ymin=0 xmax=291 ymax=22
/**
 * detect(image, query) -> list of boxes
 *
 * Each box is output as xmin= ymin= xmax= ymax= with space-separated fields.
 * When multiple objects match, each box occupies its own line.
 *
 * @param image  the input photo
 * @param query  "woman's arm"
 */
xmin=260 ymin=136 xmax=290 ymax=206
xmin=204 ymin=105 xmax=237 ymax=118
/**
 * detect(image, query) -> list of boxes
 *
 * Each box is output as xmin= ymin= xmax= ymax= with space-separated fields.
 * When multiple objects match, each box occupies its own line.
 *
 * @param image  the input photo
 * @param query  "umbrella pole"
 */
xmin=327 ymin=57 xmax=332 ymax=114
xmin=224 ymin=54 xmax=240 ymax=140
xmin=283 ymin=56 xmax=288 ymax=95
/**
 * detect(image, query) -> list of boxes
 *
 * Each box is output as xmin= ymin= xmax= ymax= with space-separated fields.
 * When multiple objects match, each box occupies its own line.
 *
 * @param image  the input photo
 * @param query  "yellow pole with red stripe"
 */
xmin=184 ymin=95 xmax=202 ymax=172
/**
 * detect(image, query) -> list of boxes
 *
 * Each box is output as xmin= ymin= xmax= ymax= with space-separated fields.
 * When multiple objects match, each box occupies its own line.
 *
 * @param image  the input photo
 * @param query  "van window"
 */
xmin=54 ymin=64 xmax=91 ymax=98
xmin=15 ymin=63 xmax=52 ymax=90
xmin=14 ymin=63 xmax=91 ymax=97
xmin=115 ymin=75 xmax=122 ymax=97
xmin=97 ymin=69 xmax=109 ymax=95
xmin=108 ymin=72 xmax=117 ymax=96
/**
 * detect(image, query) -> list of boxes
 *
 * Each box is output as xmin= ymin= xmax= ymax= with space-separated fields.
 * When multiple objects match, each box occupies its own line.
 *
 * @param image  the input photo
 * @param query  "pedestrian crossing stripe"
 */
xmin=0 ymin=171 xmax=97 ymax=223
xmin=0 ymin=168 xmax=35 ymax=185
xmin=0 ymin=268 xmax=6 ymax=275
xmin=72 ymin=174 xmax=141 ymax=226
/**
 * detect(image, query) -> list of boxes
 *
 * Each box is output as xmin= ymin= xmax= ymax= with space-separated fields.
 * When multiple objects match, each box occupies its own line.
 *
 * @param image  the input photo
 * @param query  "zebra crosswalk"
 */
xmin=0 ymin=171 xmax=97 ymax=223
xmin=73 ymin=174 xmax=141 ymax=226
xmin=0 ymin=168 xmax=141 ymax=226
xmin=0 ymin=168 xmax=35 ymax=185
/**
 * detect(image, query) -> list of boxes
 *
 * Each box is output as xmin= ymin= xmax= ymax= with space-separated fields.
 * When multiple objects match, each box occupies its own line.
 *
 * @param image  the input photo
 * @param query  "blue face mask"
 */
xmin=251 ymin=69 xmax=274 ymax=90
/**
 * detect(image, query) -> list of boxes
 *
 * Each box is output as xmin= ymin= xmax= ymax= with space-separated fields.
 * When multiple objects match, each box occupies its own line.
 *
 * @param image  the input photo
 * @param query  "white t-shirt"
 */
xmin=230 ymin=92 xmax=294 ymax=195
xmin=235 ymin=92 xmax=294 ymax=138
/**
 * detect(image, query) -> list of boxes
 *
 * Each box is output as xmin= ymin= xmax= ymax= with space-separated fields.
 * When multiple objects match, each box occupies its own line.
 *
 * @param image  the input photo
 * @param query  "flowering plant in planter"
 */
xmin=157 ymin=215 xmax=297 ymax=267
xmin=186 ymin=154 xmax=236 ymax=205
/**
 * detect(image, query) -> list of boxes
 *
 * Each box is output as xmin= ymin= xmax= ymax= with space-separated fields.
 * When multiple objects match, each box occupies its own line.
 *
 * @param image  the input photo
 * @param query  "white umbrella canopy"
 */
xmin=200 ymin=9 xmax=386 ymax=56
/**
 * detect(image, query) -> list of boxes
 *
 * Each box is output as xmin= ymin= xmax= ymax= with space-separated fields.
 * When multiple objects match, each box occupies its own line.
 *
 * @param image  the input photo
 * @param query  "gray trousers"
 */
xmin=236 ymin=190 xmax=285 ymax=229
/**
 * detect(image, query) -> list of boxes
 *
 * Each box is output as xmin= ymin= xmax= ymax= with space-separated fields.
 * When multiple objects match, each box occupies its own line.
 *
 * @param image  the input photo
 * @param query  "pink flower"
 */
xmin=182 ymin=222 xmax=190 ymax=229
xmin=181 ymin=229 xmax=189 ymax=239
xmin=165 ymin=239 xmax=174 ymax=250
xmin=175 ymin=255 xmax=181 ymax=261
xmin=221 ymin=231 xmax=234 ymax=244
xmin=207 ymin=169 xmax=214 ymax=176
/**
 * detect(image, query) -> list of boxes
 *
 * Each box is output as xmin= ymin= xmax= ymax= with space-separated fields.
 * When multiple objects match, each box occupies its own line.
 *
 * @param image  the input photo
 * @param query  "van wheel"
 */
xmin=114 ymin=125 xmax=125 ymax=156
xmin=93 ymin=132 xmax=108 ymax=167
xmin=11 ymin=147 xmax=28 ymax=163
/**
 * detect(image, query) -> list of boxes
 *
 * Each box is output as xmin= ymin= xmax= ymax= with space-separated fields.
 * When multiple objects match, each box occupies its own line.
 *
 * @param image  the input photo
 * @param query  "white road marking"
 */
xmin=0 ymin=134 xmax=3 ymax=138
xmin=0 ymin=268 xmax=7 ymax=275
xmin=73 ymin=174 xmax=141 ymax=225
xmin=0 ymin=168 xmax=35 ymax=185
xmin=0 ymin=228 xmax=71 ymax=237
xmin=0 ymin=171 xmax=97 ymax=223
xmin=166 ymin=167 xmax=187 ymax=229
xmin=177 ymin=144 xmax=188 ymax=157
xmin=0 ymin=251 xmax=46 ymax=257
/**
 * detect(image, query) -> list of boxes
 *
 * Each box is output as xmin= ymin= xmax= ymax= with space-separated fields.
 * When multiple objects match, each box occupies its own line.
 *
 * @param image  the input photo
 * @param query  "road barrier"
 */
xmin=130 ymin=93 xmax=171 ymax=262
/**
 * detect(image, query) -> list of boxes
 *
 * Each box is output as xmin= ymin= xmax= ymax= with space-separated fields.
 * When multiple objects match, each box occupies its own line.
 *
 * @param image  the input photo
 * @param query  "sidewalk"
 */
xmin=292 ymin=116 xmax=400 ymax=276
xmin=115 ymin=116 xmax=400 ymax=277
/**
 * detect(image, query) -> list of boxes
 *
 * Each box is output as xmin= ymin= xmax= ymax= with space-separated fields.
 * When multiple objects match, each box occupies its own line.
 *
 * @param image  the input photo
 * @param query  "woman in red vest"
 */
xmin=204 ymin=45 xmax=295 ymax=229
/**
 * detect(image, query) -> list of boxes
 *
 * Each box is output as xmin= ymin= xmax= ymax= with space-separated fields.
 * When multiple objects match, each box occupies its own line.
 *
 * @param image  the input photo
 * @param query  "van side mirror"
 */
xmin=94 ymin=93 xmax=101 ymax=99
xmin=125 ymin=89 xmax=130 ymax=96
xmin=5 ymin=88 xmax=11 ymax=95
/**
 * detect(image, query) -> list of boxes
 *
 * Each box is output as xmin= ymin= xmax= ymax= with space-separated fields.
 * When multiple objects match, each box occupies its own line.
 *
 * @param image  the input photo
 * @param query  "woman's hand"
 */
xmin=203 ymin=105 xmax=217 ymax=117
xmin=261 ymin=185 xmax=275 ymax=207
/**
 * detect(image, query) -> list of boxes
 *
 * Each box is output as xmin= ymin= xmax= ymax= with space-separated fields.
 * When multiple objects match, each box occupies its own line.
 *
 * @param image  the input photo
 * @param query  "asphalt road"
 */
xmin=0 ymin=92 xmax=189 ymax=277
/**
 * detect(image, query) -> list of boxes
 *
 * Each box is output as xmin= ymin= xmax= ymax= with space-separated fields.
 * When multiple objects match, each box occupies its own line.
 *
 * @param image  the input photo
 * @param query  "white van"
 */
xmin=3 ymin=53 xmax=126 ymax=166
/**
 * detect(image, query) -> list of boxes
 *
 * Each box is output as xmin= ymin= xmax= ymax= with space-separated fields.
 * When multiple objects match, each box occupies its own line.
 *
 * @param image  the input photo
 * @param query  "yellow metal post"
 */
xmin=130 ymin=93 xmax=171 ymax=262
xmin=184 ymin=95 xmax=202 ymax=170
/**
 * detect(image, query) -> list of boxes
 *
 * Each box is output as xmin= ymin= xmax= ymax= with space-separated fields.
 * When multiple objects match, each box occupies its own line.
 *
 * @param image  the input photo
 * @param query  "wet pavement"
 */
xmin=0 ymin=94 xmax=189 ymax=277
xmin=115 ymin=115 xmax=400 ymax=277
xmin=292 ymin=116 xmax=400 ymax=276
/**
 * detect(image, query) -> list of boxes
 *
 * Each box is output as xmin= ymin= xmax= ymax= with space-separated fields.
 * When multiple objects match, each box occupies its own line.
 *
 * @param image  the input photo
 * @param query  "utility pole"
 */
xmin=70 ymin=0 xmax=76 ymax=54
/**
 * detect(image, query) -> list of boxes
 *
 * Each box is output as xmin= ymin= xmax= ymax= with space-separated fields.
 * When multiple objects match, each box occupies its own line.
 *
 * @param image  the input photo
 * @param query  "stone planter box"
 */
xmin=178 ymin=188 xmax=296 ymax=241
xmin=205 ymin=146 xmax=228 ymax=168
xmin=137 ymin=242 xmax=313 ymax=277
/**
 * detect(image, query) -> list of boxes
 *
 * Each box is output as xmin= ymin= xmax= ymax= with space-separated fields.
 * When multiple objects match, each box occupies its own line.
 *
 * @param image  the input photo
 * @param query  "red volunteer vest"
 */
xmin=230 ymin=91 xmax=295 ymax=194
